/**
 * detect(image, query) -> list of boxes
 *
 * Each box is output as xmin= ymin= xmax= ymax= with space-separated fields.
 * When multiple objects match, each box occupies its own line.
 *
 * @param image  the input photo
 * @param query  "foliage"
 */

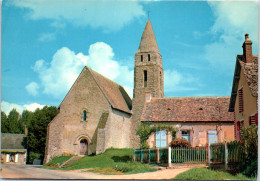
xmin=170 ymin=138 xmax=191 ymax=148
xmin=136 ymin=123 xmax=177 ymax=149
xmin=27 ymin=106 xmax=59 ymax=161
xmin=240 ymin=125 xmax=258 ymax=160
xmin=1 ymin=109 xmax=24 ymax=133
xmin=1 ymin=111 xmax=8 ymax=133
xmin=29 ymin=152 xmax=42 ymax=163
xmin=237 ymin=125 xmax=258 ymax=178
xmin=173 ymin=167 xmax=251 ymax=180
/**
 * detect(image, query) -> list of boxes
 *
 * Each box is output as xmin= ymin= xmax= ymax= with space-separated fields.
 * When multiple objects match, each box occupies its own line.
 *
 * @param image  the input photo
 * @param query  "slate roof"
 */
xmin=1 ymin=133 xmax=26 ymax=150
xmin=141 ymin=97 xmax=234 ymax=122
xmin=229 ymin=55 xmax=258 ymax=112
xmin=87 ymin=66 xmax=132 ymax=114
xmin=137 ymin=19 xmax=160 ymax=53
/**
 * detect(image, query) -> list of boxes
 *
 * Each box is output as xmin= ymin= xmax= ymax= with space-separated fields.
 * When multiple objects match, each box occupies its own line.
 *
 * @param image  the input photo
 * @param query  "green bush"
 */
xmin=29 ymin=152 xmax=41 ymax=163
xmin=170 ymin=138 xmax=191 ymax=148
xmin=238 ymin=125 xmax=258 ymax=178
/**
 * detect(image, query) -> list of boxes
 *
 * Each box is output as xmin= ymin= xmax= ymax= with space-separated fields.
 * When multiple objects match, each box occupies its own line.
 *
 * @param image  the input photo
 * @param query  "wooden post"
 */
xmin=148 ymin=149 xmax=151 ymax=163
xmin=208 ymin=143 xmax=211 ymax=164
xmin=156 ymin=148 xmax=160 ymax=163
xmin=225 ymin=142 xmax=228 ymax=170
xmin=168 ymin=147 xmax=172 ymax=167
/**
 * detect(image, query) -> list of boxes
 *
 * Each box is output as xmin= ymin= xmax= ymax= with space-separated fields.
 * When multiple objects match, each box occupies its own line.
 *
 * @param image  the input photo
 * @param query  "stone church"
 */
xmin=44 ymin=19 xmax=234 ymax=163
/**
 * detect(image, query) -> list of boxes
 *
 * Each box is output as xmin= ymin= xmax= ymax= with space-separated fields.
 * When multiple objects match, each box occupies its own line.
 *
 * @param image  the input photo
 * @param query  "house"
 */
xmin=44 ymin=66 xmax=132 ymax=163
xmin=229 ymin=34 xmax=258 ymax=140
xmin=141 ymin=97 xmax=234 ymax=147
xmin=45 ymin=19 xmax=235 ymax=163
xmin=1 ymin=133 xmax=27 ymax=165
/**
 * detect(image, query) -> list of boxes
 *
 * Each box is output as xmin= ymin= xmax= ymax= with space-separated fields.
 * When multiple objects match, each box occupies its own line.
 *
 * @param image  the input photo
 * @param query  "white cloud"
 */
xmin=32 ymin=42 xmax=134 ymax=98
xmin=38 ymin=32 xmax=56 ymax=42
xmin=1 ymin=101 xmax=45 ymax=114
xmin=7 ymin=0 xmax=146 ymax=32
xmin=205 ymin=1 xmax=258 ymax=68
xmin=33 ymin=47 xmax=87 ymax=98
xmin=164 ymin=69 xmax=199 ymax=93
xmin=26 ymin=82 xmax=40 ymax=96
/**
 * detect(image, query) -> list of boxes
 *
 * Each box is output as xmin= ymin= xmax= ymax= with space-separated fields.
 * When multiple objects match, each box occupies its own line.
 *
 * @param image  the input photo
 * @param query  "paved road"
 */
xmin=1 ymin=164 xmax=194 ymax=179
xmin=1 ymin=164 xmax=86 ymax=179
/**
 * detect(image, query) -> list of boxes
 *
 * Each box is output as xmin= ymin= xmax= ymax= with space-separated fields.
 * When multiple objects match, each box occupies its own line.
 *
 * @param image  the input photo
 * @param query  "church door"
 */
xmin=80 ymin=139 xmax=88 ymax=155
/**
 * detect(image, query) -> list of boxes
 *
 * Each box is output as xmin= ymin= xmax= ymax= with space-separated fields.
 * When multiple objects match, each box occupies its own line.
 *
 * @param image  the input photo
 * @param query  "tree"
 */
xmin=27 ymin=106 xmax=59 ymax=162
xmin=7 ymin=109 xmax=23 ymax=133
xmin=1 ymin=111 xmax=8 ymax=133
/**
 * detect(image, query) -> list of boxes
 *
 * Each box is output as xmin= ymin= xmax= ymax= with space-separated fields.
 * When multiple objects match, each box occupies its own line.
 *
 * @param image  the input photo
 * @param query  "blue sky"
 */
xmin=1 ymin=0 xmax=258 ymax=114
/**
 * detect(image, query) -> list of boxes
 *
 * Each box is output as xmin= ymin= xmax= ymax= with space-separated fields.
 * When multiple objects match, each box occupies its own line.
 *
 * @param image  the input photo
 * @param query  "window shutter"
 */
xmin=15 ymin=154 xmax=18 ymax=163
xmin=6 ymin=154 xmax=10 ymax=163
xmin=238 ymin=88 xmax=244 ymax=113
xmin=249 ymin=116 xmax=252 ymax=125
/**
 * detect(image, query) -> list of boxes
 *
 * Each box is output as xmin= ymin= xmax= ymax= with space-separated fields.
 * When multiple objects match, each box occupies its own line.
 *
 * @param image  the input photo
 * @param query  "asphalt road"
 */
xmin=1 ymin=164 xmax=86 ymax=179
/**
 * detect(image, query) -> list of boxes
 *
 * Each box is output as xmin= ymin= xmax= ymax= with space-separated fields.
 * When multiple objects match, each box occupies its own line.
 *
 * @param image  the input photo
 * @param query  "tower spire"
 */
xmin=138 ymin=19 xmax=160 ymax=53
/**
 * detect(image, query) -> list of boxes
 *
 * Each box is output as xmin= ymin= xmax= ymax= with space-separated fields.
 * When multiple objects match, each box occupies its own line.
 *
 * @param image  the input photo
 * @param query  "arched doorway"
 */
xmin=80 ymin=139 xmax=88 ymax=155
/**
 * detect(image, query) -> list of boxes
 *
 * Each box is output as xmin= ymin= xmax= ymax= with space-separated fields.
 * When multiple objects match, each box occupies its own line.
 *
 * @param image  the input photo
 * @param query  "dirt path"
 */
xmin=69 ymin=167 xmax=192 ymax=179
xmin=1 ymin=164 xmax=195 ymax=179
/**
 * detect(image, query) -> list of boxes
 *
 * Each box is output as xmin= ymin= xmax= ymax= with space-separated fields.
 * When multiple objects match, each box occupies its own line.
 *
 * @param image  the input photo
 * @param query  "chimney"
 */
xmin=242 ymin=33 xmax=252 ymax=63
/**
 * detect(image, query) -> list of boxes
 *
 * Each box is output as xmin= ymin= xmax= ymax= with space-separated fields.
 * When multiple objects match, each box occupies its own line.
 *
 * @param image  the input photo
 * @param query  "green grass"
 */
xmin=173 ymin=167 xmax=252 ymax=180
xmin=42 ymin=155 xmax=73 ymax=169
xmin=54 ymin=148 xmax=157 ymax=174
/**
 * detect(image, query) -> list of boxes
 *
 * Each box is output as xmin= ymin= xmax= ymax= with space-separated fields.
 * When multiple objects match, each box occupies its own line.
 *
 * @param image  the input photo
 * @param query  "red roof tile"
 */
xmin=141 ymin=97 xmax=233 ymax=122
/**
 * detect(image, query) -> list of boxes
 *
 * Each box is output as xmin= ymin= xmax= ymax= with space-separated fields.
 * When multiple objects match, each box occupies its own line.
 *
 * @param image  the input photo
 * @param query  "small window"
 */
xmin=141 ymin=55 xmax=143 ymax=62
xmin=83 ymin=110 xmax=87 ymax=121
xmin=156 ymin=130 xmax=167 ymax=148
xmin=238 ymin=88 xmax=244 ymax=113
xmin=144 ymin=70 xmax=147 ymax=87
xmin=181 ymin=130 xmax=190 ymax=142
xmin=148 ymin=54 xmax=150 ymax=61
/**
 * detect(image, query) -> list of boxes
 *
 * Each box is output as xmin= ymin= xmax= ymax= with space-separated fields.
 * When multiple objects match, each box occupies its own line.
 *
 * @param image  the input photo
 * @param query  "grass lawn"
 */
xmin=173 ymin=167 xmax=252 ymax=180
xmin=42 ymin=155 xmax=73 ymax=169
xmin=44 ymin=148 xmax=157 ymax=174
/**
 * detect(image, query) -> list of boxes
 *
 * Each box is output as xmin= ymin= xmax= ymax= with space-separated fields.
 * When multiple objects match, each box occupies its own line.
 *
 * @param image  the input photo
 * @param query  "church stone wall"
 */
xmin=45 ymin=68 xmax=110 ymax=162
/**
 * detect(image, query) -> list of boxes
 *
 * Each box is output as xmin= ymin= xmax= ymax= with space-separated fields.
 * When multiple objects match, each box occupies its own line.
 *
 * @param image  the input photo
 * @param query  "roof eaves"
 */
xmin=229 ymin=58 xmax=242 ymax=112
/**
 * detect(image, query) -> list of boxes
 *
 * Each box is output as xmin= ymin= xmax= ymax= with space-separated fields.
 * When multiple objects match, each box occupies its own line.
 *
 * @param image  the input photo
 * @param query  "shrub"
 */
xmin=170 ymin=138 xmax=191 ymax=148
xmin=29 ymin=152 xmax=41 ymax=163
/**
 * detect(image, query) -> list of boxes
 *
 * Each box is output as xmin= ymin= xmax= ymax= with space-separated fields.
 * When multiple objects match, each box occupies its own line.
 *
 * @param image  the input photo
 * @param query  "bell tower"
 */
xmin=131 ymin=19 xmax=164 ymax=147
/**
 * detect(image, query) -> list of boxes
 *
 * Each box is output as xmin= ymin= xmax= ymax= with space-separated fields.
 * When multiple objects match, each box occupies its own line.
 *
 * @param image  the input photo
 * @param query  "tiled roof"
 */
xmin=137 ymin=19 xmax=160 ymax=53
xmin=229 ymin=55 xmax=258 ymax=112
xmin=1 ymin=133 xmax=26 ymax=150
xmin=239 ymin=56 xmax=258 ymax=96
xmin=141 ymin=97 xmax=234 ymax=122
xmin=87 ymin=67 xmax=132 ymax=113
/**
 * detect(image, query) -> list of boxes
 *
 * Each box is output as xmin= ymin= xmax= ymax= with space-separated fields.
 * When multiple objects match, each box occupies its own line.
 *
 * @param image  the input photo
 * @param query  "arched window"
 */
xmin=83 ymin=110 xmax=87 ymax=121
